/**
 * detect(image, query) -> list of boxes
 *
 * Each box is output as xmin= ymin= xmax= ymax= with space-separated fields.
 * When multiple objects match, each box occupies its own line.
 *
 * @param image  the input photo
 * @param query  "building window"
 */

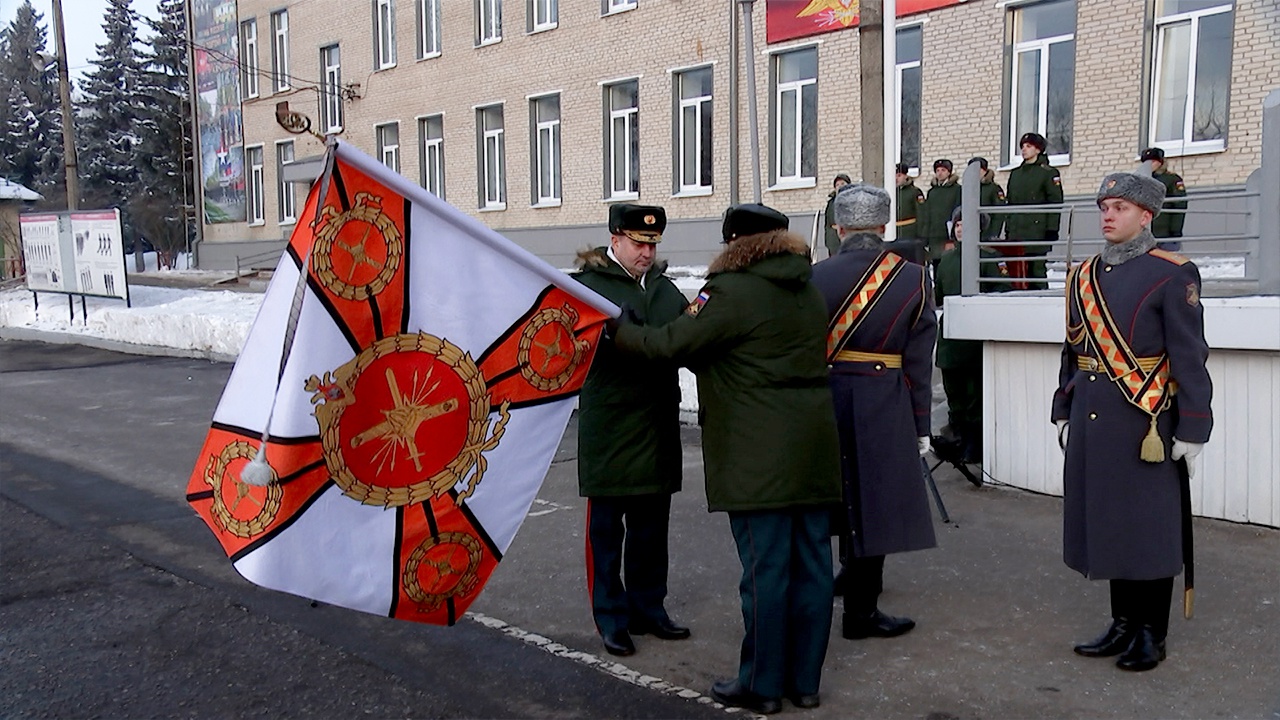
xmin=320 ymin=45 xmax=343 ymax=133
xmin=476 ymin=0 xmax=502 ymax=45
xmin=896 ymin=26 xmax=922 ymax=172
xmin=604 ymin=80 xmax=639 ymax=199
xmin=419 ymin=114 xmax=445 ymax=199
xmin=417 ymin=0 xmax=441 ymax=59
xmin=770 ymin=47 xmax=817 ymax=187
xmin=374 ymin=0 xmax=396 ymax=69
xmin=239 ymin=19 xmax=258 ymax=100
xmin=529 ymin=0 xmax=557 ymax=32
xmin=1149 ymin=0 xmax=1233 ymax=154
xmin=270 ymin=11 xmax=289 ymax=92
xmin=476 ymin=105 xmax=506 ymax=209
xmin=377 ymin=122 xmax=400 ymax=172
xmin=276 ymin=141 xmax=296 ymax=223
xmin=674 ymin=66 xmax=713 ymax=194
xmin=603 ymin=0 xmax=636 ymax=14
xmin=1006 ymin=0 xmax=1076 ymax=166
xmin=247 ymin=145 xmax=265 ymax=225
xmin=530 ymin=94 xmax=561 ymax=205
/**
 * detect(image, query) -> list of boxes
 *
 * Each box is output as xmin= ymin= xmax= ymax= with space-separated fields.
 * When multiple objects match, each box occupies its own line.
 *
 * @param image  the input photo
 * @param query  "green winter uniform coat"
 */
xmin=1150 ymin=169 xmax=1187 ymax=239
xmin=1004 ymin=155 xmax=1063 ymax=255
xmin=978 ymin=168 xmax=1007 ymax=241
xmin=615 ymin=230 xmax=842 ymax=513
xmin=919 ymin=177 xmax=962 ymax=260
xmin=896 ymin=181 xmax=924 ymax=240
xmin=823 ymin=191 xmax=841 ymax=258
xmin=573 ymin=248 xmax=688 ymax=498
xmin=933 ymin=242 xmax=1008 ymax=368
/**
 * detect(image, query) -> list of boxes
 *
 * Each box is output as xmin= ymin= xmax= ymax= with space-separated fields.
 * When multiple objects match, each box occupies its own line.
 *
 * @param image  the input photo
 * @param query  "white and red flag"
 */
xmin=187 ymin=139 xmax=615 ymax=625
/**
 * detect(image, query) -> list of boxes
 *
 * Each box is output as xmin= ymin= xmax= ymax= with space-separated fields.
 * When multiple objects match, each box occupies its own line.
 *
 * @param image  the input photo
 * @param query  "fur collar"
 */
xmin=981 ymin=168 xmax=997 ymax=184
xmin=1100 ymin=229 xmax=1157 ymax=266
xmin=575 ymin=246 xmax=668 ymax=276
xmin=931 ymin=175 xmax=959 ymax=188
xmin=837 ymin=231 xmax=885 ymax=254
xmin=708 ymin=229 xmax=810 ymax=275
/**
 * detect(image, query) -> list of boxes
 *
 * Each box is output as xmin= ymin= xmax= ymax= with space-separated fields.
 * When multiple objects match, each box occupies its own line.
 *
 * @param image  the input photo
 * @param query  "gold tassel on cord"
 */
xmin=1183 ymin=588 xmax=1195 ymax=619
xmin=1140 ymin=415 xmax=1165 ymax=463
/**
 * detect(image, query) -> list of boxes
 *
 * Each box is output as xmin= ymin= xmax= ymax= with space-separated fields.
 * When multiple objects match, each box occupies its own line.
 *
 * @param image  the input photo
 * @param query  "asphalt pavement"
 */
xmin=2 ymin=338 xmax=1278 ymax=719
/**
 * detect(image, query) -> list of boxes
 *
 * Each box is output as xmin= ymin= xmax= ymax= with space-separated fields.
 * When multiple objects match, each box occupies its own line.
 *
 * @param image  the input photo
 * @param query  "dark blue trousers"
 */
xmin=728 ymin=507 xmax=834 ymax=699
xmin=586 ymin=494 xmax=672 ymax=636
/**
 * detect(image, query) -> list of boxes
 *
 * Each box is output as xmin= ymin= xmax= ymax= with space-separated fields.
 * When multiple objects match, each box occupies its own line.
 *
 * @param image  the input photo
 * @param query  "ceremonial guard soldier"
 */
xmin=1141 ymin=147 xmax=1189 ymax=251
xmin=574 ymin=204 xmax=690 ymax=657
xmin=810 ymin=184 xmax=938 ymax=640
xmin=1004 ymin=132 xmax=1063 ymax=289
xmin=1052 ymin=172 xmax=1213 ymax=672
xmin=615 ymin=204 xmax=842 ymax=714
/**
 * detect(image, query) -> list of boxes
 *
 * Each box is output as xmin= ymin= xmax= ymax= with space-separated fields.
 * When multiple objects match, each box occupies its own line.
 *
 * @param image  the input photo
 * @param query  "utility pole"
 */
xmin=859 ymin=0 xmax=884 ymax=187
xmin=51 ymin=0 xmax=79 ymax=210
xmin=739 ymin=0 xmax=762 ymax=204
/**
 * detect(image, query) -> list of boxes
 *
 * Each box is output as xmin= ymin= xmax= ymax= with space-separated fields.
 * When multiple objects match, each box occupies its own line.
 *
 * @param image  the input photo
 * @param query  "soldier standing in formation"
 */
xmin=894 ymin=163 xmax=924 ymax=241
xmin=970 ymin=157 xmax=1006 ymax=243
xmin=1004 ymin=132 xmax=1063 ymax=289
xmin=573 ymin=204 xmax=691 ymax=657
xmin=1053 ymin=172 xmax=1213 ymax=672
xmin=823 ymin=173 xmax=853 ymax=258
xmin=811 ymin=184 xmax=938 ymax=641
xmin=919 ymin=159 xmax=962 ymax=266
xmin=1141 ymin=147 xmax=1189 ymax=251
xmin=615 ymin=203 xmax=842 ymax=714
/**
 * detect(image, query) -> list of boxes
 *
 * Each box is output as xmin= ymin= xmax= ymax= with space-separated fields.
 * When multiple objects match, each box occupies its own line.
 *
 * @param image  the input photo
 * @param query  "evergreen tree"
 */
xmin=78 ymin=0 xmax=144 ymax=210
xmin=0 ymin=0 xmax=62 ymax=196
xmin=131 ymin=0 xmax=192 ymax=262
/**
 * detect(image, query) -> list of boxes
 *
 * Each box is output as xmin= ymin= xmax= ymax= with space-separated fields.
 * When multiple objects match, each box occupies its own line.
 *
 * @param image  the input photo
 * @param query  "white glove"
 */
xmin=1055 ymin=420 xmax=1069 ymax=453
xmin=1171 ymin=439 xmax=1204 ymax=482
xmin=917 ymin=436 xmax=931 ymax=457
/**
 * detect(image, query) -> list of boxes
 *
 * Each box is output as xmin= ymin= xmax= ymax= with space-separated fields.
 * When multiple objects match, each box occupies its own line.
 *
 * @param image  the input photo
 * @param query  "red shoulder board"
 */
xmin=1149 ymin=248 xmax=1190 ymax=265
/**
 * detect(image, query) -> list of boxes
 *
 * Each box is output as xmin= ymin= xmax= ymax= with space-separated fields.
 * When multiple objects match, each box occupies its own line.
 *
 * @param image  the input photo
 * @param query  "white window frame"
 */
xmin=418 ymin=114 xmax=445 ymax=199
xmin=530 ymin=94 xmax=561 ymax=206
xmin=530 ymin=0 xmax=557 ymax=32
xmin=894 ymin=24 xmax=923 ymax=174
xmin=275 ymin=140 xmax=296 ymax=224
xmin=675 ymin=66 xmax=713 ymax=196
xmin=321 ymin=45 xmax=343 ymax=133
xmin=1148 ymin=2 xmax=1232 ymax=156
xmin=1008 ymin=31 xmax=1073 ymax=167
xmin=246 ymin=145 xmax=265 ymax=226
xmin=417 ymin=0 xmax=442 ymax=59
xmin=477 ymin=0 xmax=502 ymax=46
xmin=376 ymin=122 xmax=400 ymax=173
xmin=604 ymin=79 xmax=639 ymax=200
xmin=772 ymin=48 xmax=817 ymax=189
xmin=270 ymin=11 xmax=289 ymax=92
xmin=374 ymin=0 xmax=396 ymax=70
xmin=603 ymin=0 xmax=636 ymax=15
xmin=477 ymin=104 xmax=506 ymax=210
xmin=239 ymin=19 xmax=258 ymax=100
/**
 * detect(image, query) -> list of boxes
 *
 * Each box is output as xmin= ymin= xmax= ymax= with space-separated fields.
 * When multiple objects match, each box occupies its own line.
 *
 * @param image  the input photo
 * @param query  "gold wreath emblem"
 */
xmin=517 ymin=304 xmax=589 ymax=393
xmin=307 ymin=333 xmax=510 ymax=508
xmin=312 ymin=191 xmax=403 ymax=301
xmin=204 ymin=440 xmax=284 ymax=538
xmin=402 ymin=530 xmax=483 ymax=612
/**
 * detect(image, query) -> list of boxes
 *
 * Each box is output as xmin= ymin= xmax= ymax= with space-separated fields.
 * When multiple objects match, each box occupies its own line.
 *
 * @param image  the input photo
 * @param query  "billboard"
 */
xmin=765 ymin=0 xmax=965 ymax=44
xmin=192 ymin=0 xmax=246 ymax=224
xmin=20 ymin=209 xmax=129 ymax=301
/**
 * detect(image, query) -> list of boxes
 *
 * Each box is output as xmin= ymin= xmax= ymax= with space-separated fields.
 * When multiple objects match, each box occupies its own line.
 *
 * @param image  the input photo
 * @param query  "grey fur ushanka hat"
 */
xmin=1096 ymin=172 xmax=1167 ymax=216
xmin=833 ymin=183 xmax=891 ymax=229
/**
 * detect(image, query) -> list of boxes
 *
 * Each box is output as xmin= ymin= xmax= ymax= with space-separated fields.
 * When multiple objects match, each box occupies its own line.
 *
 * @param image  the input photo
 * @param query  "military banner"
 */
xmin=765 ymin=0 xmax=964 ymax=44
xmin=187 ymin=139 xmax=616 ymax=625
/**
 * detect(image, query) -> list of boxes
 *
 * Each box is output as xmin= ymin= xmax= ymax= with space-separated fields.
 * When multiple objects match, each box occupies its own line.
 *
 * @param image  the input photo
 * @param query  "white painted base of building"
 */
xmin=946 ymin=294 xmax=1280 ymax=529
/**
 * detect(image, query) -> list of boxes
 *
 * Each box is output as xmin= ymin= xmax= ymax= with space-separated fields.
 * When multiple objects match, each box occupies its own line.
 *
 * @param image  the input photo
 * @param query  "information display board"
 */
xmin=19 ymin=208 xmax=130 ymax=302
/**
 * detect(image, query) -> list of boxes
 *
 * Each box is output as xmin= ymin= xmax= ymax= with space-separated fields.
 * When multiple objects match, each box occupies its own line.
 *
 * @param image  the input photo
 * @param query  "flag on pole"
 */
xmin=187 ymin=139 xmax=616 ymax=625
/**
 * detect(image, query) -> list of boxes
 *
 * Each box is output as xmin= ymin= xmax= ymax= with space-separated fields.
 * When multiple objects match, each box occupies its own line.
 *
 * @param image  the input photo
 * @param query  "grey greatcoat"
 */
xmin=1051 ymin=241 xmax=1213 ymax=580
xmin=810 ymin=234 xmax=939 ymax=558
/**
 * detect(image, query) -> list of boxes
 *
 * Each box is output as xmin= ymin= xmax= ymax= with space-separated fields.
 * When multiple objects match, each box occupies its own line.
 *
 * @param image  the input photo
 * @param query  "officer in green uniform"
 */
xmin=823 ymin=173 xmax=852 ymax=258
xmin=895 ymin=163 xmax=924 ymax=240
xmin=1004 ymin=132 xmax=1063 ymax=289
xmin=1141 ymin=148 xmax=1188 ymax=252
xmin=573 ymin=204 xmax=691 ymax=657
xmin=970 ymin=157 xmax=1006 ymax=242
xmin=615 ymin=204 xmax=842 ymax=715
xmin=919 ymin=159 xmax=962 ymax=265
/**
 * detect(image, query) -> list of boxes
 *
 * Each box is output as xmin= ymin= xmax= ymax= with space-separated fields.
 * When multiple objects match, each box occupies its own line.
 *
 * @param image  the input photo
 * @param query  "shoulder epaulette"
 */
xmin=1149 ymin=248 xmax=1190 ymax=265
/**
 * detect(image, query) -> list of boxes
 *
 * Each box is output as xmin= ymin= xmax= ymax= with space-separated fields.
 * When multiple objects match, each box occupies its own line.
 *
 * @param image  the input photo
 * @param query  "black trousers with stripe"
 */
xmin=585 ymin=493 xmax=673 ymax=636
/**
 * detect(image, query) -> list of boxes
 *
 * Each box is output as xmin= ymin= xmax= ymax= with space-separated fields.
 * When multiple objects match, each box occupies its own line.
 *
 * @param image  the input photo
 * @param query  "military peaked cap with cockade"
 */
xmin=608 ymin=203 xmax=666 ymax=243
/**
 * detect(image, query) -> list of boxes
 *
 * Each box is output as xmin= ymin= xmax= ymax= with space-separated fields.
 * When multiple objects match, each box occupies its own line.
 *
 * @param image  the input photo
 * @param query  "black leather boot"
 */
xmin=1116 ymin=625 xmax=1166 ymax=671
xmin=1073 ymin=618 xmax=1135 ymax=657
xmin=842 ymin=609 xmax=915 ymax=639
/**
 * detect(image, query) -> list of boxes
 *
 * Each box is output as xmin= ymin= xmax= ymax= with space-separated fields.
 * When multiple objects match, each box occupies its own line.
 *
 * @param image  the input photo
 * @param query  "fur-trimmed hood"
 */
xmin=980 ymin=168 xmax=997 ymax=185
xmin=707 ymin=229 xmax=812 ymax=285
xmin=575 ymin=246 xmax=668 ymax=277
